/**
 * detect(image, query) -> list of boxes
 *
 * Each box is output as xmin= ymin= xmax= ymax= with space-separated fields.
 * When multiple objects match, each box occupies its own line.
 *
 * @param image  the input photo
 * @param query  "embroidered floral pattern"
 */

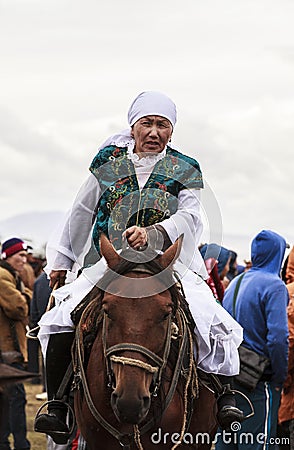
xmin=90 ymin=145 xmax=203 ymax=252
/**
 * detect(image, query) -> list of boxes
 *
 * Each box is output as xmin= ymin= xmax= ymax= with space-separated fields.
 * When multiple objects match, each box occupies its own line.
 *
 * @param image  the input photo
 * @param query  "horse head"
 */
xmin=99 ymin=233 xmax=183 ymax=425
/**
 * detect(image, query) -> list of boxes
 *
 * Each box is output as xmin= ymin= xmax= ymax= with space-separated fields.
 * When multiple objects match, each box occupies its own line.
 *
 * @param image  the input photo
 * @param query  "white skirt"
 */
xmin=38 ymin=258 xmax=243 ymax=376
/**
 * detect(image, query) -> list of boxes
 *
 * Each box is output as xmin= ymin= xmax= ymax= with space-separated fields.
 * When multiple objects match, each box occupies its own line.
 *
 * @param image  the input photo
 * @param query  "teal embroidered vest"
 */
xmin=89 ymin=145 xmax=203 ymax=252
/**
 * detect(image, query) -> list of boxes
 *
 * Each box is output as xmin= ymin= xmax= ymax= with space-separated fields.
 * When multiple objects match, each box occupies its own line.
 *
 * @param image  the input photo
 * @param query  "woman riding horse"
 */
xmin=35 ymin=91 xmax=244 ymax=444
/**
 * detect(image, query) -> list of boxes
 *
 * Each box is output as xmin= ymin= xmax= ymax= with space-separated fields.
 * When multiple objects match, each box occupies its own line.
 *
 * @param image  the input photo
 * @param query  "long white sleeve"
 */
xmin=159 ymin=189 xmax=207 ymax=276
xmin=45 ymin=174 xmax=101 ymax=274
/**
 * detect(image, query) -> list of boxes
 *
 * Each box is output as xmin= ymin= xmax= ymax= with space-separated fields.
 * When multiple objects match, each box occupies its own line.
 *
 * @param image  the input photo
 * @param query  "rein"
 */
xmin=73 ymin=265 xmax=198 ymax=449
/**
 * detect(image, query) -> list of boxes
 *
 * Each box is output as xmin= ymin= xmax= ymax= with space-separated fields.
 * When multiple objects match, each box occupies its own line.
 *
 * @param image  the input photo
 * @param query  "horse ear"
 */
xmin=99 ymin=233 xmax=122 ymax=269
xmin=157 ymin=234 xmax=184 ymax=269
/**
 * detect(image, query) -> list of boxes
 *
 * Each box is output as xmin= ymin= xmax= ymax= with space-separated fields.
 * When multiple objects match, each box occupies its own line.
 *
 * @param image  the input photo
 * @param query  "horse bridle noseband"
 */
xmin=103 ymin=311 xmax=173 ymax=397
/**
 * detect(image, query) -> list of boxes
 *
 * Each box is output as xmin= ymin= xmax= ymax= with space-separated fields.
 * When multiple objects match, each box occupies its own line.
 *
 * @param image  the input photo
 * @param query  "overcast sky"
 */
xmin=0 ymin=0 xmax=293 ymax=261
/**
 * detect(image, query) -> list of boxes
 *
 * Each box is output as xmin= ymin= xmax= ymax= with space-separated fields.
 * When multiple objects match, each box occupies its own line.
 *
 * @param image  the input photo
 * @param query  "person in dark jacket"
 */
xmin=29 ymin=271 xmax=52 ymax=392
xmin=30 ymin=272 xmax=52 ymax=330
xmin=215 ymin=229 xmax=289 ymax=450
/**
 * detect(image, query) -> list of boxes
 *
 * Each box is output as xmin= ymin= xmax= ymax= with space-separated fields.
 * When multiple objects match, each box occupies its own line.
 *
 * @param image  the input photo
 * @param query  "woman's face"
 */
xmin=131 ymin=115 xmax=173 ymax=154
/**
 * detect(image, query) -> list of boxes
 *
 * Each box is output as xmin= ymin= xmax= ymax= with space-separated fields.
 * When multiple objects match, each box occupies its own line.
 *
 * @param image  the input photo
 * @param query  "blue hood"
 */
xmin=200 ymin=243 xmax=231 ymax=276
xmin=251 ymin=230 xmax=286 ymax=274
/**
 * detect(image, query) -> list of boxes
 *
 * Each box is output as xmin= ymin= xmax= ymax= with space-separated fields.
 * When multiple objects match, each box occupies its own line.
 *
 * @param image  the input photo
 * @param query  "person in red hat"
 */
xmin=0 ymin=237 xmax=32 ymax=450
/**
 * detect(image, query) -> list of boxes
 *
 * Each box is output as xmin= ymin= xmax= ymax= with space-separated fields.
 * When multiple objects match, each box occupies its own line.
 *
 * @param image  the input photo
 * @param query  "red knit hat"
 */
xmin=1 ymin=238 xmax=27 ymax=259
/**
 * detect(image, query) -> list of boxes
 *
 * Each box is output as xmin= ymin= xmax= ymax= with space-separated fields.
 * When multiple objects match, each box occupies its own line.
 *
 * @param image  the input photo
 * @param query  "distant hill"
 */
xmin=0 ymin=211 xmax=65 ymax=247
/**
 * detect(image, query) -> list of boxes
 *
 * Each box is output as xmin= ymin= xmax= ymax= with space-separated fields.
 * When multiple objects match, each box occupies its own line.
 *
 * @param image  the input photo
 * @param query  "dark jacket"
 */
xmin=30 ymin=272 xmax=52 ymax=327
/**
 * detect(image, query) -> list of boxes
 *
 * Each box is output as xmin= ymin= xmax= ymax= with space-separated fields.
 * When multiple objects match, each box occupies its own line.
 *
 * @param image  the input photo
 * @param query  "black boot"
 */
xmin=34 ymin=332 xmax=74 ymax=444
xmin=35 ymin=400 xmax=71 ymax=444
xmin=215 ymin=375 xmax=244 ymax=429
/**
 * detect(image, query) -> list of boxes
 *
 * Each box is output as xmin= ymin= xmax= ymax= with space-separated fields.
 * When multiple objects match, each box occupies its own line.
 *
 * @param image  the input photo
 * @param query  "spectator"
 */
xmin=0 ymin=237 xmax=32 ymax=450
xmin=199 ymin=243 xmax=231 ymax=302
xmin=28 ymin=246 xmax=46 ymax=279
xmin=215 ymin=230 xmax=289 ymax=450
xmin=279 ymin=245 xmax=294 ymax=450
xmin=285 ymin=245 xmax=294 ymax=285
xmin=226 ymin=251 xmax=245 ymax=284
xmin=28 ymin=271 xmax=52 ymax=394
xmin=20 ymin=256 xmax=36 ymax=291
xmin=243 ymin=259 xmax=252 ymax=272
xmin=20 ymin=245 xmax=46 ymax=291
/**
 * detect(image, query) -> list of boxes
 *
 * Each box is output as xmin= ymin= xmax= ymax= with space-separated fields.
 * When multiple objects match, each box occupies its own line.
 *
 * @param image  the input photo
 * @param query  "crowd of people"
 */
xmin=0 ymin=91 xmax=293 ymax=450
xmin=0 ymin=234 xmax=292 ymax=450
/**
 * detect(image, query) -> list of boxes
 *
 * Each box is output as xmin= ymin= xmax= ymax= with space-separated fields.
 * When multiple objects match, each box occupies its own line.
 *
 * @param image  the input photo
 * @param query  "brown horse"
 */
xmin=73 ymin=235 xmax=217 ymax=449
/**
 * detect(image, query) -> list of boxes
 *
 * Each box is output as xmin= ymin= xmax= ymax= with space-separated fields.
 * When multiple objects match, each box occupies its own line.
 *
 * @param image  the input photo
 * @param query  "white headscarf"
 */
xmin=98 ymin=91 xmax=177 ymax=150
xmin=127 ymin=91 xmax=177 ymax=128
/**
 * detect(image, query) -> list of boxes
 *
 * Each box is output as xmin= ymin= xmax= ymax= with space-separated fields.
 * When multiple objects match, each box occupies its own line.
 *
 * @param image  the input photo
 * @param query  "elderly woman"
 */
xmin=35 ymin=91 xmax=243 ymax=443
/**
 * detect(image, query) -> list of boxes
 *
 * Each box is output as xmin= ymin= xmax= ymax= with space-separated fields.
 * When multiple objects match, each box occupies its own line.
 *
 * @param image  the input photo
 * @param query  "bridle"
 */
xmin=73 ymin=264 xmax=197 ymax=449
xmin=103 ymin=303 xmax=174 ymax=398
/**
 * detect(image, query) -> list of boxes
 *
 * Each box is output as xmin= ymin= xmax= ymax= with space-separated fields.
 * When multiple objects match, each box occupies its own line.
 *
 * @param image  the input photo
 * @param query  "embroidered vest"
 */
xmin=89 ymin=145 xmax=203 ymax=252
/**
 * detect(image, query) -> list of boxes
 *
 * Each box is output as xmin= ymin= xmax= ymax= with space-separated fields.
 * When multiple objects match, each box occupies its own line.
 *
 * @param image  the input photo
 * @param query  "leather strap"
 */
xmin=232 ymin=273 xmax=245 ymax=318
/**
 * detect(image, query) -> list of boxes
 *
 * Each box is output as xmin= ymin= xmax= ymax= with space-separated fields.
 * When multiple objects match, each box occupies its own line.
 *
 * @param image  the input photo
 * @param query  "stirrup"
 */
xmin=217 ymin=385 xmax=254 ymax=422
xmin=34 ymin=399 xmax=76 ymax=442
xmin=231 ymin=389 xmax=255 ymax=420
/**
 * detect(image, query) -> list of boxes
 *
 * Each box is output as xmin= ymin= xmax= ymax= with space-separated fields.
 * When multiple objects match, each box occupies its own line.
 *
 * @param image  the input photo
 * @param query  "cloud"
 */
xmin=0 ymin=0 xmax=293 ymax=258
xmin=199 ymin=99 xmax=294 ymax=242
xmin=0 ymin=105 xmax=127 ymax=217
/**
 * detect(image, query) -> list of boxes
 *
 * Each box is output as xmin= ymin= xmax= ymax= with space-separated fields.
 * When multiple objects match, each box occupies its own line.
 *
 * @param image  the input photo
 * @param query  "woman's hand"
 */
xmin=123 ymin=226 xmax=148 ymax=249
xmin=49 ymin=270 xmax=67 ymax=288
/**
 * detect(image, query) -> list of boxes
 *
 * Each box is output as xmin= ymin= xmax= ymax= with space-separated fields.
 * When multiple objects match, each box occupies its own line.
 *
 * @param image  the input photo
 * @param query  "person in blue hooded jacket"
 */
xmin=215 ymin=229 xmax=289 ymax=450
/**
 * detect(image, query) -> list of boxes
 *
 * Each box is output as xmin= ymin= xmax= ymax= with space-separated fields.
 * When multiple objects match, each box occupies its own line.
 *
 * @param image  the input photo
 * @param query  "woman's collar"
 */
xmin=126 ymin=139 xmax=167 ymax=166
